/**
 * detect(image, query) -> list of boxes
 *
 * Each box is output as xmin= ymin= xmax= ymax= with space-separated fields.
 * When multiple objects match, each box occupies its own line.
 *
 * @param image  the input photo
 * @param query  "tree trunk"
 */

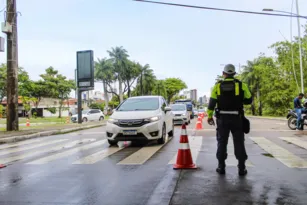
xmin=251 ymin=95 xmax=256 ymax=116
xmin=127 ymin=81 xmax=131 ymax=97
xmin=58 ymin=99 xmax=63 ymax=118
xmin=102 ymin=80 xmax=109 ymax=115
xmin=257 ymin=84 xmax=262 ymax=116
xmin=118 ymin=76 xmax=123 ymax=103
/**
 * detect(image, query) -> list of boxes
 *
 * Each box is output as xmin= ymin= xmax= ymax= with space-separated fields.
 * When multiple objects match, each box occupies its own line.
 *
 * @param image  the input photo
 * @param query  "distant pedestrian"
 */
xmin=207 ymin=64 xmax=252 ymax=176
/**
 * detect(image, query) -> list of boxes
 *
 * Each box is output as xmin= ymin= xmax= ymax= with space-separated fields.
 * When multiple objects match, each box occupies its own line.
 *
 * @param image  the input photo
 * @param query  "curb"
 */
xmin=0 ymin=123 xmax=106 ymax=144
xmin=247 ymin=116 xmax=287 ymax=121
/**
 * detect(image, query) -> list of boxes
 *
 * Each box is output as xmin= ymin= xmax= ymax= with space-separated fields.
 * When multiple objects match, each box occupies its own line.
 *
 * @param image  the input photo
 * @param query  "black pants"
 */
xmin=216 ymin=115 xmax=248 ymax=165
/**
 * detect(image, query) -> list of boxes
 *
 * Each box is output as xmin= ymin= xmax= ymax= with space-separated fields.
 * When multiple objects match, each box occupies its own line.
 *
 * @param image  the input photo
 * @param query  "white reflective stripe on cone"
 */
xmin=180 ymin=143 xmax=190 ymax=150
xmin=181 ymin=128 xmax=187 ymax=135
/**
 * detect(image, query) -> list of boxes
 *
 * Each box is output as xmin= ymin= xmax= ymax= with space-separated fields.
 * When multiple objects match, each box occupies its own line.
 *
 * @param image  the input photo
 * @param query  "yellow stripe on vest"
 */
xmin=235 ymin=82 xmax=239 ymax=96
xmin=217 ymin=83 xmax=221 ymax=95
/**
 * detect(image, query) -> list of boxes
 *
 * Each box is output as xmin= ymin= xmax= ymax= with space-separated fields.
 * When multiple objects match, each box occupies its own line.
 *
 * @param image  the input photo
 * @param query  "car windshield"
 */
xmin=171 ymin=104 xmax=186 ymax=111
xmin=117 ymin=97 xmax=159 ymax=111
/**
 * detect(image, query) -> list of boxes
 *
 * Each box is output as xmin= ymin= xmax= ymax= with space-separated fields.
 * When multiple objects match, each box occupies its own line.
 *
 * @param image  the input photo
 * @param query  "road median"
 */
xmin=0 ymin=122 xmax=106 ymax=144
xmin=246 ymin=115 xmax=287 ymax=121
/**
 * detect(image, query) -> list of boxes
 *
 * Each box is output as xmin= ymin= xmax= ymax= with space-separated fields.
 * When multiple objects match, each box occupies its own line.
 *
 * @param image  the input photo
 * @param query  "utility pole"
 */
xmin=296 ymin=0 xmax=304 ymax=93
xmin=6 ymin=0 xmax=19 ymax=131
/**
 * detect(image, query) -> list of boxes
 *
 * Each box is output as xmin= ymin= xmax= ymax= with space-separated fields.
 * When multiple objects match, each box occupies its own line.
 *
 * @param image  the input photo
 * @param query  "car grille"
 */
xmin=116 ymin=119 xmax=149 ymax=127
xmin=115 ymin=133 xmax=147 ymax=141
xmin=71 ymin=117 xmax=76 ymax=121
xmin=175 ymin=114 xmax=182 ymax=116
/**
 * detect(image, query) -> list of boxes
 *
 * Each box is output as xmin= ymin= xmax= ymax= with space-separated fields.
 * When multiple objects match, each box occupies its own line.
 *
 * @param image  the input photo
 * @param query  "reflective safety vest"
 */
xmin=216 ymin=78 xmax=244 ymax=111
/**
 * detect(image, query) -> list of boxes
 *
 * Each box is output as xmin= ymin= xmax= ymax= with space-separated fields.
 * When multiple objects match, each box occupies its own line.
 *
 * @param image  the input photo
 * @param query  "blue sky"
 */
xmin=0 ymin=0 xmax=306 ymax=98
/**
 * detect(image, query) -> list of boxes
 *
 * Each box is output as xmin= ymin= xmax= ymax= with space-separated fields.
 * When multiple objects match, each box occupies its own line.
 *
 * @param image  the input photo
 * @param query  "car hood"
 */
xmin=111 ymin=110 xmax=160 ymax=120
xmin=171 ymin=111 xmax=186 ymax=115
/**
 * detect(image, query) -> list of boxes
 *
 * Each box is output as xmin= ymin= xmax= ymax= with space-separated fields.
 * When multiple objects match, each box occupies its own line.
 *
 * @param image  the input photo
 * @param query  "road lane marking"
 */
xmin=250 ymin=137 xmax=307 ymax=168
xmin=226 ymin=141 xmax=254 ymax=167
xmin=0 ymin=139 xmax=69 ymax=156
xmin=72 ymin=146 xmax=125 ymax=164
xmin=27 ymin=140 xmax=106 ymax=164
xmin=117 ymin=137 xmax=171 ymax=165
xmin=0 ymin=139 xmax=97 ymax=164
xmin=280 ymin=137 xmax=307 ymax=150
xmin=168 ymin=136 xmax=202 ymax=164
xmin=0 ymin=138 xmax=46 ymax=150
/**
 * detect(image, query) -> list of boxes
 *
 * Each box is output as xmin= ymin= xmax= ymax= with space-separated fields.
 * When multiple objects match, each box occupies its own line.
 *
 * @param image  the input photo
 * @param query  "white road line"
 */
xmin=27 ymin=140 xmax=107 ymax=164
xmin=0 ymin=138 xmax=46 ymax=150
xmin=280 ymin=137 xmax=307 ymax=150
xmin=250 ymin=137 xmax=307 ymax=168
xmin=72 ymin=146 xmax=125 ymax=164
xmin=0 ymin=139 xmax=96 ymax=164
xmin=226 ymin=142 xmax=254 ymax=167
xmin=0 ymin=139 xmax=69 ymax=156
xmin=117 ymin=137 xmax=171 ymax=165
xmin=168 ymin=136 xmax=202 ymax=164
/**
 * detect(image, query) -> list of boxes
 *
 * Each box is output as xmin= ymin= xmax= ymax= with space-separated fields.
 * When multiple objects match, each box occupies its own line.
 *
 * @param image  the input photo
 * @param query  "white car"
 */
xmin=106 ymin=96 xmax=174 ymax=145
xmin=171 ymin=104 xmax=190 ymax=125
xmin=71 ymin=109 xmax=105 ymax=123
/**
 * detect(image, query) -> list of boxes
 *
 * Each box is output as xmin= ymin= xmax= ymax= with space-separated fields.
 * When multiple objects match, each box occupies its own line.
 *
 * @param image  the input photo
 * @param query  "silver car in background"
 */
xmin=171 ymin=104 xmax=190 ymax=125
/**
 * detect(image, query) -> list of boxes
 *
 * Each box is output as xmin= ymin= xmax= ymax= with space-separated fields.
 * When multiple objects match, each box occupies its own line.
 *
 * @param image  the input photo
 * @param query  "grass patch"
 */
xmin=262 ymin=153 xmax=274 ymax=158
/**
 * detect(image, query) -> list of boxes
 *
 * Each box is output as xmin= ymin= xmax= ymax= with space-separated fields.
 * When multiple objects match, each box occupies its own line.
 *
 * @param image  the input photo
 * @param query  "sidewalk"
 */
xmin=0 ymin=121 xmax=106 ymax=144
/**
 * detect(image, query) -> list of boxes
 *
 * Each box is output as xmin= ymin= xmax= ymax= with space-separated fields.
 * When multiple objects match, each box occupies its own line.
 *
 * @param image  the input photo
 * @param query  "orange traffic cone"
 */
xmin=26 ymin=118 xmax=30 ymax=127
xmin=0 ymin=164 xmax=6 ymax=169
xmin=173 ymin=124 xmax=197 ymax=169
xmin=195 ymin=117 xmax=203 ymax=130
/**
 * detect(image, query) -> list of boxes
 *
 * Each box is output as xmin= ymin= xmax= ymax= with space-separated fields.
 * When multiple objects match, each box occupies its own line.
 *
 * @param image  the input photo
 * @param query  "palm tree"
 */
xmin=95 ymin=58 xmax=114 ymax=113
xmin=107 ymin=46 xmax=129 ymax=103
xmin=137 ymin=64 xmax=156 ymax=95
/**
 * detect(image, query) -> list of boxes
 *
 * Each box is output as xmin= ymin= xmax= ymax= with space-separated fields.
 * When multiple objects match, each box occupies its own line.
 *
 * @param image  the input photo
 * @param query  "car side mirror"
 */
xmin=164 ymin=107 xmax=171 ymax=112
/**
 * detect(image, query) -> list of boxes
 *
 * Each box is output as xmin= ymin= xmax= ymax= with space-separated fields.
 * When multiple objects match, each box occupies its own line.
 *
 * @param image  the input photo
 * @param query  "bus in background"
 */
xmin=174 ymin=99 xmax=194 ymax=119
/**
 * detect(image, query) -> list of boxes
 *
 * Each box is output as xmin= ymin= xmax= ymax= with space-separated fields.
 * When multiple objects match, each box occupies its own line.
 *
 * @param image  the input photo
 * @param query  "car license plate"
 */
xmin=123 ymin=130 xmax=137 ymax=135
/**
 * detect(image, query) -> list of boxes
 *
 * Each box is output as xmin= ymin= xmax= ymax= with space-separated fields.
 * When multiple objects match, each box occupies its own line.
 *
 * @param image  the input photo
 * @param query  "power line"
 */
xmin=133 ymin=0 xmax=307 ymax=19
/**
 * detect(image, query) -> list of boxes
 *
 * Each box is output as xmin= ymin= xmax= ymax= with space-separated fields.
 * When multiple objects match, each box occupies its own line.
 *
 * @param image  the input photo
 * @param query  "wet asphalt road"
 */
xmin=0 ymin=117 xmax=307 ymax=205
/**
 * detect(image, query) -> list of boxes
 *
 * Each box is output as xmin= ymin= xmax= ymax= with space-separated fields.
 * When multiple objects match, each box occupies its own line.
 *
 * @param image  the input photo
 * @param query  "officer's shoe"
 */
xmin=216 ymin=161 xmax=226 ymax=175
xmin=238 ymin=162 xmax=247 ymax=176
xmin=238 ymin=168 xmax=247 ymax=176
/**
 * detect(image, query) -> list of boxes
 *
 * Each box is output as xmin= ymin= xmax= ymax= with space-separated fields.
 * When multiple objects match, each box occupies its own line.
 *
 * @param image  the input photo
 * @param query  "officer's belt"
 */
xmin=219 ymin=110 xmax=239 ymax=115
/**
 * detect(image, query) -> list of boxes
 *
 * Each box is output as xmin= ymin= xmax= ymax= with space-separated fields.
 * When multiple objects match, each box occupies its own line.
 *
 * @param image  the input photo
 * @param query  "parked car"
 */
xmin=171 ymin=104 xmax=190 ymax=125
xmin=71 ymin=109 xmax=105 ymax=123
xmin=106 ymin=96 xmax=174 ymax=145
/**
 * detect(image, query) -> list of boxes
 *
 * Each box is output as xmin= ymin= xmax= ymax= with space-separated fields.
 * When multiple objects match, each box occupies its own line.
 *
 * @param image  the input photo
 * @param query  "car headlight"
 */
xmin=182 ymin=113 xmax=186 ymax=116
xmin=108 ymin=118 xmax=118 ymax=124
xmin=145 ymin=116 xmax=160 ymax=123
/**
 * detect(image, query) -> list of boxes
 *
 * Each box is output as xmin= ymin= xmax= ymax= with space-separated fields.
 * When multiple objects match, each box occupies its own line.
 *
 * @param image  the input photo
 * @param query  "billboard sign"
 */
xmin=76 ymin=50 xmax=94 ymax=89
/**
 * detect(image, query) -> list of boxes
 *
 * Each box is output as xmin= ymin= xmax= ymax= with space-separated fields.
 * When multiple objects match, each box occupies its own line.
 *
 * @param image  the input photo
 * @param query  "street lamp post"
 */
xmin=262 ymin=4 xmax=306 ymax=93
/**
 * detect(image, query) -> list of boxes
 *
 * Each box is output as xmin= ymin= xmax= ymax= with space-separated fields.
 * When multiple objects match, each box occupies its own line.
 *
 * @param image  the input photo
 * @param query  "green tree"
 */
xmin=134 ymin=64 xmax=156 ymax=96
xmin=95 ymin=58 xmax=114 ymax=112
xmin=152 ymin=80 xmax=167 ymax=99
xmin=164 ymin=78 xmax=187 ymax=103
xmin=122 ymin=60 xmax=142 ymax=97
xmin=107 ymin=46 xmax=129 ymax=103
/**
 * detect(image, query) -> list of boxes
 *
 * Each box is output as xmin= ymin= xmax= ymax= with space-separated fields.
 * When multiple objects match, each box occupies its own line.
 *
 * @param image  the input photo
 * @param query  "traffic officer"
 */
xmin=207 ymin=64 xmax=252 ymax=176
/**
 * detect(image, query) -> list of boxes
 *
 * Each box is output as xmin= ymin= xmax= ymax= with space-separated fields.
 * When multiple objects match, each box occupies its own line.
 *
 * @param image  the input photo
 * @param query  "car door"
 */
xmin=88 ymin=110 xmax=95 ymax=121
xmin=93 ymin=110 xmax=101 ymax=121
xmin=161 ymin=97 xmax=172 ymax=132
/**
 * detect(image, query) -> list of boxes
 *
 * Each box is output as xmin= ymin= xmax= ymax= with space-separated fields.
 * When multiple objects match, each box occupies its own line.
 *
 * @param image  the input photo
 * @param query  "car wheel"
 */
xmin=82 ymin=117 xmax=88 ymax=122
xmin=157 ymin=124 xmax=166 ymax=144
xmin=99 ymin=116 xmax=104 ymax=121
xmin=108 ymin=139 xmax=118 ymax=146
xmin=168 ymin=123 xmax=174 ymax=137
